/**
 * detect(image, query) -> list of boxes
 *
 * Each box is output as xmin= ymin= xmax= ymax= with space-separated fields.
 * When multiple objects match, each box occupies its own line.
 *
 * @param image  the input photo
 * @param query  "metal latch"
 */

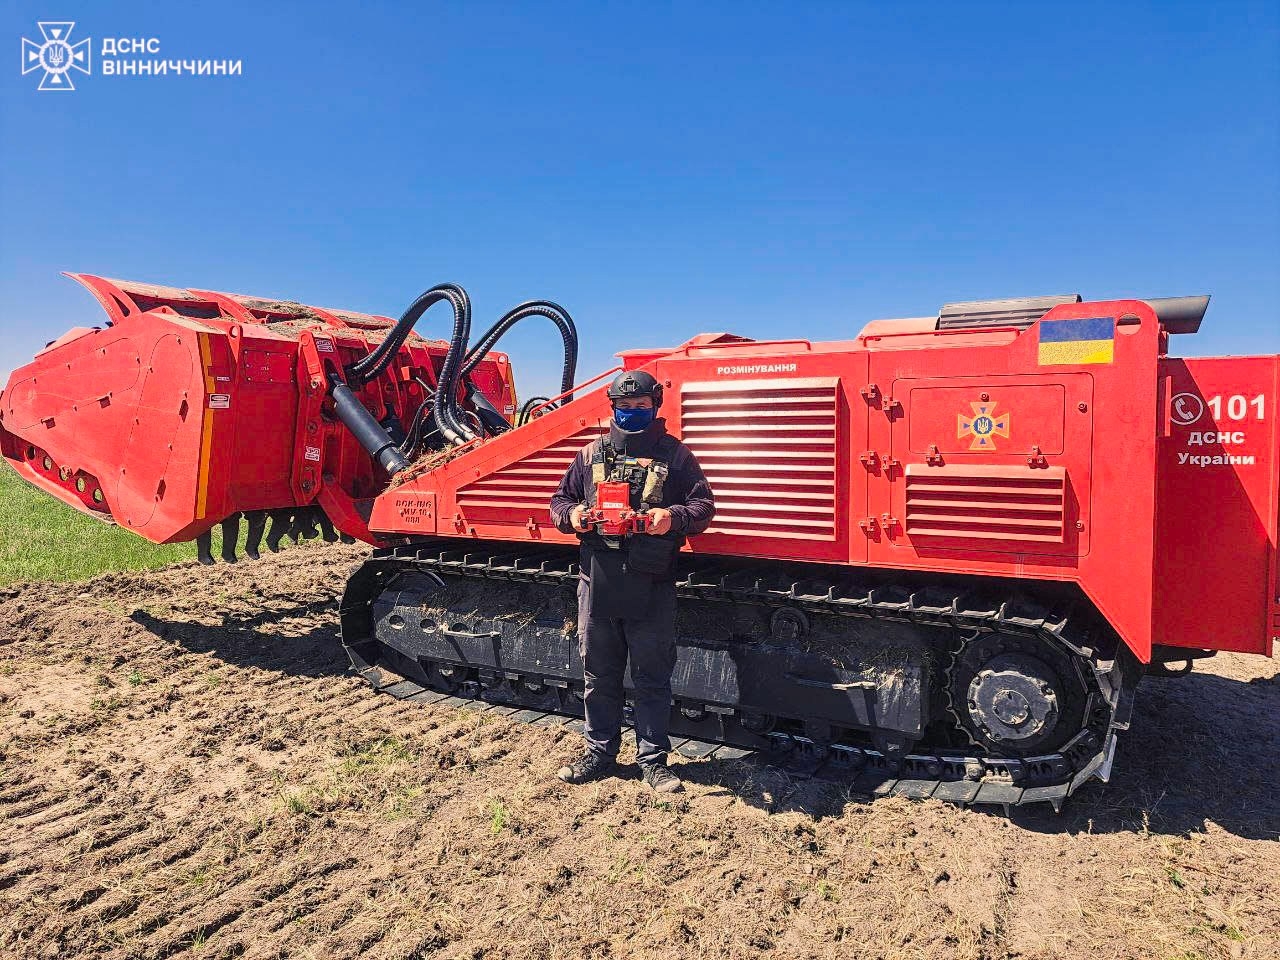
xmin=859 ymin=451 xmax=900 ymax=474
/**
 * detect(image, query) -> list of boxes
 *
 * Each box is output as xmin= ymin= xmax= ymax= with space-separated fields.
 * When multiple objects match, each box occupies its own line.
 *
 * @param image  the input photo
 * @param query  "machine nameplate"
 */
xmin=392 ymin=492 xmax=435 ymax=528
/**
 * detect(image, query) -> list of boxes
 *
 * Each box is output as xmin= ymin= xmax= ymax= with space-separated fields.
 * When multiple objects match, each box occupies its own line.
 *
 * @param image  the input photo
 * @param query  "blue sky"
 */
xmin=2 ymin=1 xmax=1277 ymax=395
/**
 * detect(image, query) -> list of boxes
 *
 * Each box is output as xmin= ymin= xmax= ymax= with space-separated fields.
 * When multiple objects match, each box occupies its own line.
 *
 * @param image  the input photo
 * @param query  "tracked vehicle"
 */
xmin=3 ymin=275 xmax=1277 ymax=809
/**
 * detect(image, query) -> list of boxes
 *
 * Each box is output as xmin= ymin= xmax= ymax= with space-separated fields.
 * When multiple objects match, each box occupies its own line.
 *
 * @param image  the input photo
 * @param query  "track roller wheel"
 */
xmin=427 ymin=660 xmax=466 ymax=693
xmin=947 ymin=632 xmax=1088 ymax=757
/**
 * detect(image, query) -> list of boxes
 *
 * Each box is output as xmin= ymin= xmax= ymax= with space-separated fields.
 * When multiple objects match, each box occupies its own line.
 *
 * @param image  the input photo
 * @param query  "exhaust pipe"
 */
xmin=1145 ymin=296 xmax=1210 ymax=335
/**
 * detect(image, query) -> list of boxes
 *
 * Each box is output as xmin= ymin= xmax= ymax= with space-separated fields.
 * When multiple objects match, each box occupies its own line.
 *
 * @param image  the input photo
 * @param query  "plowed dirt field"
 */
xmin=1 ymin=546 xmax=1276 ymax=959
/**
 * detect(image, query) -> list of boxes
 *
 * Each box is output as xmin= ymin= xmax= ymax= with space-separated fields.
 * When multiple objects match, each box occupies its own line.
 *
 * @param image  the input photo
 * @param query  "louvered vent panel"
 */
xmin=904 ymin=465 xmax=1066 ymax=543
xmin=458 ymin=425 xmax=605 ymax=511
xmin=681 ymin=380 xmax=839 ymax=540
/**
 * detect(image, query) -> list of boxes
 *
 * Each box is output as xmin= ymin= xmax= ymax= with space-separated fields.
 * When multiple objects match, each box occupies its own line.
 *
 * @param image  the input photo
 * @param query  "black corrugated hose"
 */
xmin=461 ymin=301 xmax=579 ymax=404
xmin=347 ymin=289 xmax=579 ymax=450
xmin=516 ymin=397 xmax=551 ymax=426
xmin=346 ymin=282 xmax=476 ymax=444
xmin=348 ymin=283 xmax=467 ymax=386
xmin=399 ymin=377 xmax=437 ymax=458
xmin=429 ymin=289 xmax=476 ymax=444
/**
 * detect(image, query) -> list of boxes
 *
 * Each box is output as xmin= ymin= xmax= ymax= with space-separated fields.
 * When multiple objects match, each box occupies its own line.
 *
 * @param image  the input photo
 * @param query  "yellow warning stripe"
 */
xmin=196 ymin=333 xmax=216 ymax=520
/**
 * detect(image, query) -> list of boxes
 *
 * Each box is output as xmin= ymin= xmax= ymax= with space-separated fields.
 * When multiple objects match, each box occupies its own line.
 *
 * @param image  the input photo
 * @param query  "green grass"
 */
xmin=0 ymin=460 xmax=339 ymax=586
xmin=488 ymin=797 xmax=508 ymax=834
xmin=0 ymin=460 xmax=199 ymax=585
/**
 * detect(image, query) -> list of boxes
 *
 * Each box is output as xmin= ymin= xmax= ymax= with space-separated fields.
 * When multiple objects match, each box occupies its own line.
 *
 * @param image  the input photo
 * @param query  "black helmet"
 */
xmin=607 ymin=370 xmax=663 ymax=409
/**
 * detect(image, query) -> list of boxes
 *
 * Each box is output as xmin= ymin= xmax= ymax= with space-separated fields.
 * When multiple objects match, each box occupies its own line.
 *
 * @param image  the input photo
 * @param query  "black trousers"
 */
xmin=577 ymin=576 xmax=677 ymax=767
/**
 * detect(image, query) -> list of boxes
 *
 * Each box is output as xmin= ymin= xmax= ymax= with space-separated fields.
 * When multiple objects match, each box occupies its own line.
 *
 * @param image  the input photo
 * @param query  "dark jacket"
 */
xmin=549 ymin=419 xmax=715 ymax=571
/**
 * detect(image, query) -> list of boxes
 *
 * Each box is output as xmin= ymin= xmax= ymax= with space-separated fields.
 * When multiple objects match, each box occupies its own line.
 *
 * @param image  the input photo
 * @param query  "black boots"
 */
xmin=557 ymin=750 xmax=617 ymax=784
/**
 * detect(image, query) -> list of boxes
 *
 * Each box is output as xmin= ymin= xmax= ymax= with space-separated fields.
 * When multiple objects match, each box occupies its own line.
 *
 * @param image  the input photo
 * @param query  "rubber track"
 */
xmin=345 ymin=543 xmax=1131 ymax=810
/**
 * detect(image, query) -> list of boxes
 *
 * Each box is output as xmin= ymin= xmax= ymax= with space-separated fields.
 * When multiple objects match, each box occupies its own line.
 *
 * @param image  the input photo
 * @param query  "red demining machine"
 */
xmin=3 ymin=275 xmax=1277 ymax=809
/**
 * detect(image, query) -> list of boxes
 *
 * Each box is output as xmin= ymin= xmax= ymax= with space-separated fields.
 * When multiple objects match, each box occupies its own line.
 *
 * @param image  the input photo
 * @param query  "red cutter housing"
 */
xmin=0 ymin=274 xmax=514 ymax=544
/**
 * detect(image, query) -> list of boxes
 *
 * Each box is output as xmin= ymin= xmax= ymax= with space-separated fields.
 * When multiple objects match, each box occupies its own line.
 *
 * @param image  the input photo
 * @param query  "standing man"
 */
xmin=549 ymin=370 xmax=715 ymax=793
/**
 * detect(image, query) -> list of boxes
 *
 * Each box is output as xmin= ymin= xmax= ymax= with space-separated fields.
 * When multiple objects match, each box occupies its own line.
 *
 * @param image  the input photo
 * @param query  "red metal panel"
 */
xmin=242 ymin=349 xmax=295 ymax=384
xmin=372 ymin=386 xmax=616 ymax=540
xmin=880 ymin=375 xmax=1092 ymax=560
xmin=1153 ymin=356 xmax=1279 ymax=655
xmin=0 ymin=312 xmax=209 ymax=539
xmin=907 ymin=384 xmax=1066 ymax=455
xmin=653 ymin=345 xmax=861 ymax=566
xmin=457 ymin=424 xmax=606 ymax=519
xmin=381 ymin=490 xmax=436 ymax=536
xmin=114 ymin=332 xmax=196 ymax=531
xmin=865 ymin=301 xmax=1159 ymax=659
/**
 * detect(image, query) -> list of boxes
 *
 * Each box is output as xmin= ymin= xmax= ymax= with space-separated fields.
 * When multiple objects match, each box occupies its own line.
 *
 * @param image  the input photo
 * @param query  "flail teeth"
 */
xmin=192 ymin=507 xmax=350 ymax=564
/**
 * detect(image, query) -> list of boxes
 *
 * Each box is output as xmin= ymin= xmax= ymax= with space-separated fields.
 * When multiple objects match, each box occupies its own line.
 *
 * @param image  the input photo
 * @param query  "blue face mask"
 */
xmin=613 ymin=406 xmax=655 ymax=432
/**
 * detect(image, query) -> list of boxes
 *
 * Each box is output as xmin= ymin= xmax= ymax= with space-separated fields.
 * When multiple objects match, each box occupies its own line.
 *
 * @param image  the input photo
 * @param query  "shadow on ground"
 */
xmin=678 ymin=669 xmax=1280 ymax=840
xmin=130 ymin=601 xmax=347 ymax=681
xmin=1011 ymin=670 xmax=1280 ymax=840
xmin=132 ymin=601 xmax=1279 ymax=840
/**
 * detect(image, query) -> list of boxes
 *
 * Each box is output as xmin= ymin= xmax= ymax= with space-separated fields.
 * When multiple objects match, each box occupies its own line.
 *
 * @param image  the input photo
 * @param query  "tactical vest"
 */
xmin=580 ymin=433 xmax=683 ymax=605
xmin=585 ymin=435 xmax=675 ymax=512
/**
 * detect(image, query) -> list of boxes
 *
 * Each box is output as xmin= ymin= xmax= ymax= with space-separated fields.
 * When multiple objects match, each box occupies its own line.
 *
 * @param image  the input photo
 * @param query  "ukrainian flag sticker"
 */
xmin=1037 ymin=316 xmax=1115 ymax=365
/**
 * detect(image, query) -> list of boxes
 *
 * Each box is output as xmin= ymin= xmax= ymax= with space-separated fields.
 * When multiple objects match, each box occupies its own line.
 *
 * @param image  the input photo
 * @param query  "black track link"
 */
xmin=340 ymin=542 xmax=1138 ymax=810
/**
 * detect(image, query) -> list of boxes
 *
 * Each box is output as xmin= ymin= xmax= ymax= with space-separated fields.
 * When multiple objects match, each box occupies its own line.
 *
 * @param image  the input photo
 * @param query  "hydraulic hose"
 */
xmin=346 ymin=282 xmax=476 ymax=444
xmin=431 ymin=289 xmax=476 ymax=444
xmin=516 ymin=397 xmax=551 ymax=426
xmin=347 ymin=286 xmax=578 ymax=448
xmin=347 ymin=281 xmax=469 ymax=387
xmin=399 ymin=377 xmax=436 ymax=458
xmin=400 ymin=388 xmax=441 ymax=459
xmin=461 ymin=301 xmax=579 ymax=403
